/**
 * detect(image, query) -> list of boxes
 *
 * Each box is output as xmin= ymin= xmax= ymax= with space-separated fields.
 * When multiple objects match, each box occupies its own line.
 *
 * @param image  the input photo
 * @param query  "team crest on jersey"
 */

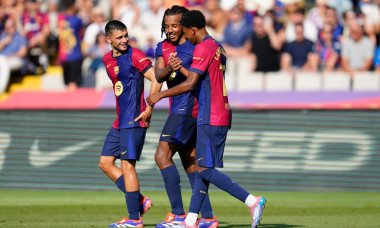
xmin=114 ymin=66 xmax=119 ymax=75
xmin=114 ymin=81 xmax=123 ymax=96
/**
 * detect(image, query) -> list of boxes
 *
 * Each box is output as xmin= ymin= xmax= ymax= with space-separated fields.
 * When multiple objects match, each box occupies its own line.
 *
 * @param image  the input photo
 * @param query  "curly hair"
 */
xmin=160 ymin=5 xmax=189 ymax=40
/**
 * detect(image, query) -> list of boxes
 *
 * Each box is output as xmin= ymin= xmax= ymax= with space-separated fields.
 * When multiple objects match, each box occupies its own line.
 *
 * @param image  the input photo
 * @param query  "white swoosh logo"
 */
xmin=29 ymin=137 xmax=102 ymax=167
xmin=0 ymin=132 xmax=11 ymax=171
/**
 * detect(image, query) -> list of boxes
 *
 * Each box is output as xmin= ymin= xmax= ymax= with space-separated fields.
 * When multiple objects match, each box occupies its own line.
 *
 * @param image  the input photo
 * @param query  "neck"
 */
xmin=196 ymin=28 xmax=209 ymax=44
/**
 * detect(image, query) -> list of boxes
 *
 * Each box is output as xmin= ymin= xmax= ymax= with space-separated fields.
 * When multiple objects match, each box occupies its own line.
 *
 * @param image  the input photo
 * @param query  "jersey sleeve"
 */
xmin=155 ymin=41 xmax=163 ymax=59
xmin=189 ymin=44 xmax=212 ymax=76
xmin=131 ymin=47 xmax=153 ymax=74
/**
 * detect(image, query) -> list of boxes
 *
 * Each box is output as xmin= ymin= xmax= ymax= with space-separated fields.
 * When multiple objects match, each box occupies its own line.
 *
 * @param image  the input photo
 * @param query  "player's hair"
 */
xmin=62 ymin=0 xmax=76 ymax=10
xmin=180 ymin=10 xmax=206 ymax=29
xmin=105 ymin=20 xmax=127 ymax=37
xmin=160 ymin=5 xmax=189 ymax=39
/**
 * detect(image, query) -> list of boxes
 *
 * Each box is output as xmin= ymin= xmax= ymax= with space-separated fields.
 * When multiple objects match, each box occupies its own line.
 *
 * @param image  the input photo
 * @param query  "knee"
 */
xmin=155 ymin=147 xmax=173 ymax=170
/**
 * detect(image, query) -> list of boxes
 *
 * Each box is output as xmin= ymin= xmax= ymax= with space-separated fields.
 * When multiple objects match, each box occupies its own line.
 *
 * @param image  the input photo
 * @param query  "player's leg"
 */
xmin=155 ymin=141 xmax=189 ymax=227
xmin=196 ymin=125 xmax=266 ymax=228
xmin=179 ymin=146 xmax=217 ymax=227
xmin=99 ymin=127 xmax=150 ymax=211
xmin=108 ymin=127 xmax=148 ymax=227
xmin=155 ymin=114 xmax=190 ymax=227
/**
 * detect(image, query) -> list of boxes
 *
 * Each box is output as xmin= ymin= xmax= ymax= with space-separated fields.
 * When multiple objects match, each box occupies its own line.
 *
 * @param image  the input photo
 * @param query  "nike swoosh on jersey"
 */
xmin=161 ymin=134 xmax=171 ymax=137
xmin=29 ymin=137 xmax=102 ymax=167
xmin=106 ymin=63 xmax=112 ymax=68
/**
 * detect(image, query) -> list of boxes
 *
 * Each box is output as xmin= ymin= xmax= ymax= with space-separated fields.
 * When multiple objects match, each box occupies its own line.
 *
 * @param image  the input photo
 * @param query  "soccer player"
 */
xmin=146 ymin=10 xmax=266 ymax=228
xmin=154 ymin=5 xmax=218 ymax=228
xmin=100 ymin=20 xmax=161 ymax=227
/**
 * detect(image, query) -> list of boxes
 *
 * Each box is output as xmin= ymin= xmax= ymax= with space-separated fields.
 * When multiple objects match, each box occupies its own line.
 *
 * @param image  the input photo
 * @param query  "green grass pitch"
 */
xmin=1 ymin=190 xmax=380 ymax=227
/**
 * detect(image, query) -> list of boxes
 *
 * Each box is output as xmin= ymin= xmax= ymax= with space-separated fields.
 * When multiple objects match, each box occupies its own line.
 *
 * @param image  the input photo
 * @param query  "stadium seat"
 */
xmin=294 ymin=72 xmax=322 ymax=91
xmin=41 ymin=66 xmax=65 ymax=91
xmin=237 ymin=72 xmax=264 ymax=92
xmin=322 ymin=72 xmax=351 ymax=91
xmin=265 ymin=71 xmax=293 ymax=91
xmin=352 ymin=72 xmax=380 ymax=91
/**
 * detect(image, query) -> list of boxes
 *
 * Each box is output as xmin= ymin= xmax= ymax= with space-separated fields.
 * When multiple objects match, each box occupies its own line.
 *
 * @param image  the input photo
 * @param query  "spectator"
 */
xmin=58 ymin=0 xmax=84 ymax=91
xmin=359 ymin=0 xmax=380 ymax=44
xmin=21 ymin=0 xmax=50 ymax=74
xmin=82 ymin=32 xmax=111 ymax=89
xmin=316 ymin=23 xmax=341 ymax=72
xmin=325 ymin=6 xmax=344 ymax=42
xmin=306 ymin=0 xmax=327 ymax=30
xmin=250 ymin=15 xmax=282 ymax=72
xmin=112 ymin=0 xmax=140 ymax=33
xmin=141 ymin=0 xmax=166 ymax=46
xmin=223 ymin=5 xmax=252 ymax=57
xmin=341 ymin=22 xmax=375 ymax=77
xmin=204 ymin=0 xmax=228 ymax=41
xmin=0 ymin=17 xmax=27 ymax=94
xmin=83 ymin=6 xmax=106 ymax=52
xmin=285 ymin=8 xmax=318 ymax=43
xmin=281 ymin=23 xmax=319 ymax=73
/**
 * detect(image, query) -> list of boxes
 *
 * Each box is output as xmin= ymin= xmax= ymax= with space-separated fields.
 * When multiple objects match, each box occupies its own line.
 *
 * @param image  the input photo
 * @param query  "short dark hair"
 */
xmin=105 ymin=20 xmax=127 ymax=37
xmin=161 ymin=5 xmax=189 ymax=39
xmin=180 ymin=10 xmax=206 ymax=29
xmin=62 ymin=0 xmax=76 ymax=10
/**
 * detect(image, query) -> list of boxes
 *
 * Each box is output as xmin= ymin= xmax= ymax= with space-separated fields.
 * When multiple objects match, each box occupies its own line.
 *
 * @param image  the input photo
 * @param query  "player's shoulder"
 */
xmin=103 ymin=50 xmax=114 ymax=62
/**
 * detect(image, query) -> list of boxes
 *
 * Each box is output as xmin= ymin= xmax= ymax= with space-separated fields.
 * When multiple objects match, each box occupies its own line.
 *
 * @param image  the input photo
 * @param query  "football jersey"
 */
xmin=155 ymin=40 xmax=198 ymax=117
xmin=103 ymin=46 xmax=153 ymax=129
xmin=57 ymin=13 xmax=83 ymax=62
xmin=189 ymin=37 xmax=231 ymax=127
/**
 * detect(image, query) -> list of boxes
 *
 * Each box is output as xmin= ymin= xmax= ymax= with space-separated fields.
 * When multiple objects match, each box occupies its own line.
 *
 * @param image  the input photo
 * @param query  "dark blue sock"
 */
xmin=189 ymin=172 xmax=209 ymax=214
xmin=188 ymin=172 xmax=214 ymax=219
xmin=200 ymin=168 xmax=250 ymax=203
xmin=115 ymin=175 xmax=143 ymax=202
xmin=161 ymin=165 xmax=185 ymax=215
xmin=125 ymin=191 xmax=140 ymax=220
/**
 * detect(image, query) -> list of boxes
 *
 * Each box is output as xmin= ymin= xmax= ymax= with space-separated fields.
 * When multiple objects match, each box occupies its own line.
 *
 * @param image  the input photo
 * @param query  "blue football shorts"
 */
xmin=101 ymin=127 xmax=147 ymax=161
xmin=159 ymin=114 xmax=197 ymax=147
xmin=196 ymin=125 xmax=228 ymax=168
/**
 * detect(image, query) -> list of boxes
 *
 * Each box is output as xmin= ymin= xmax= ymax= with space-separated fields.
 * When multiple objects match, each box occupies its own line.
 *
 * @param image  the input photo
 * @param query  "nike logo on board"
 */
xmin=29 ymin=137 xmax=102 ymax=167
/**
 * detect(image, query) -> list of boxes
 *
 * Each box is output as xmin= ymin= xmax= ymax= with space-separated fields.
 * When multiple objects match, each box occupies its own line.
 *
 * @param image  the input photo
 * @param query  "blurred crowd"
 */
xmin=0 ymin=0 xmax=380 ymax=94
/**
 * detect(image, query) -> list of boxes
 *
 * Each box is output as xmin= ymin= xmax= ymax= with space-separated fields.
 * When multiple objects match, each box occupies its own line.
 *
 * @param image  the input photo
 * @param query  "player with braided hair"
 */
xmin=154 ymin=5 xmax=218 ymax=228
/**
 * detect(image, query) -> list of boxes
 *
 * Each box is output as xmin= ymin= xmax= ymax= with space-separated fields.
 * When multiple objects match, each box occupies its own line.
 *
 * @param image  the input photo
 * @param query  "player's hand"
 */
xmin=169 ymin=52 xmax=177 ymax=60
xmin=134 ymin=107 xmax=152 ymax=127
xmin=146 ymin=92 xmax=161 ymax=107
xmin=169 ymin=57 xmax=182 ymax=71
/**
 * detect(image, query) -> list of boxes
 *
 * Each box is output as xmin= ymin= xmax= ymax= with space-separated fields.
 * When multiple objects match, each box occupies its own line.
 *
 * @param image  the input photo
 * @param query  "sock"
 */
xmin=125 ymin=191 xmax=140 ymax=220
xmin=188 ymin=172 xmax=214 ymax=219
xmin=188 ymin=172 xmax=209 ymax=215
xmin=200 ymin=168 xmax=250 ymax=203
xmin=245 ymin=194 xmax=257 ymax=207
xmin=185 ymin=212 xmax=199 ymax=226
xmin=161 ymin=164 xmax=185 ymax=215
xmin=115 ymin=175 xmax=144 ymax=202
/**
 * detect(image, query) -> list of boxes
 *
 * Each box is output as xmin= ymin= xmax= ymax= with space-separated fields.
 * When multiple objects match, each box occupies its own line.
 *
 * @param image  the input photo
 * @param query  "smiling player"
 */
xmin=154 ymin=5 xmax=218 ymax=228
xmin=100 ymin=20 xmax=161 ymax=227
xmin=147 ymin=10 xmax=266 ymax=228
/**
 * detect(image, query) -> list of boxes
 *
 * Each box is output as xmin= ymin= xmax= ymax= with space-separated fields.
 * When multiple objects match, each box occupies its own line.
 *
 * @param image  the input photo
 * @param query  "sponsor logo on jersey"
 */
xmin=115 ymin=81 xmax=123 ymax=96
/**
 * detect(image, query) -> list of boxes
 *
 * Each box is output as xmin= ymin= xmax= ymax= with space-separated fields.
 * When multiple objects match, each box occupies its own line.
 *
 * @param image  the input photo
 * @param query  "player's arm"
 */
xmin=147 ymin=70 xmax=199 ymax=106
xmin=155 ymin=53 xmax=183 ymax=82
xmin=134 ymin=67 xmax=162 ymax=126
xmin=155 ymin=56 xmax=174 ymax=83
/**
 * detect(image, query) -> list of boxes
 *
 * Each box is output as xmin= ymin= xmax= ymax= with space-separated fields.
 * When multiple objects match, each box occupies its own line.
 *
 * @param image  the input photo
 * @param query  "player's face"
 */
xmin=183 ymin=27 xmax=196 ymax=44
xmin=106 ymin=29 xmax=129 ymax=54
xmin=164 ymin=14 xmax=183 ymax=44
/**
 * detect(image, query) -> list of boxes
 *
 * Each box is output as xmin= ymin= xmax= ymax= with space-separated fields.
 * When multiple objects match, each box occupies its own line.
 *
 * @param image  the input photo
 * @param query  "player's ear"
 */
xmin=105 ymin=36 xmax=111 ymax=44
